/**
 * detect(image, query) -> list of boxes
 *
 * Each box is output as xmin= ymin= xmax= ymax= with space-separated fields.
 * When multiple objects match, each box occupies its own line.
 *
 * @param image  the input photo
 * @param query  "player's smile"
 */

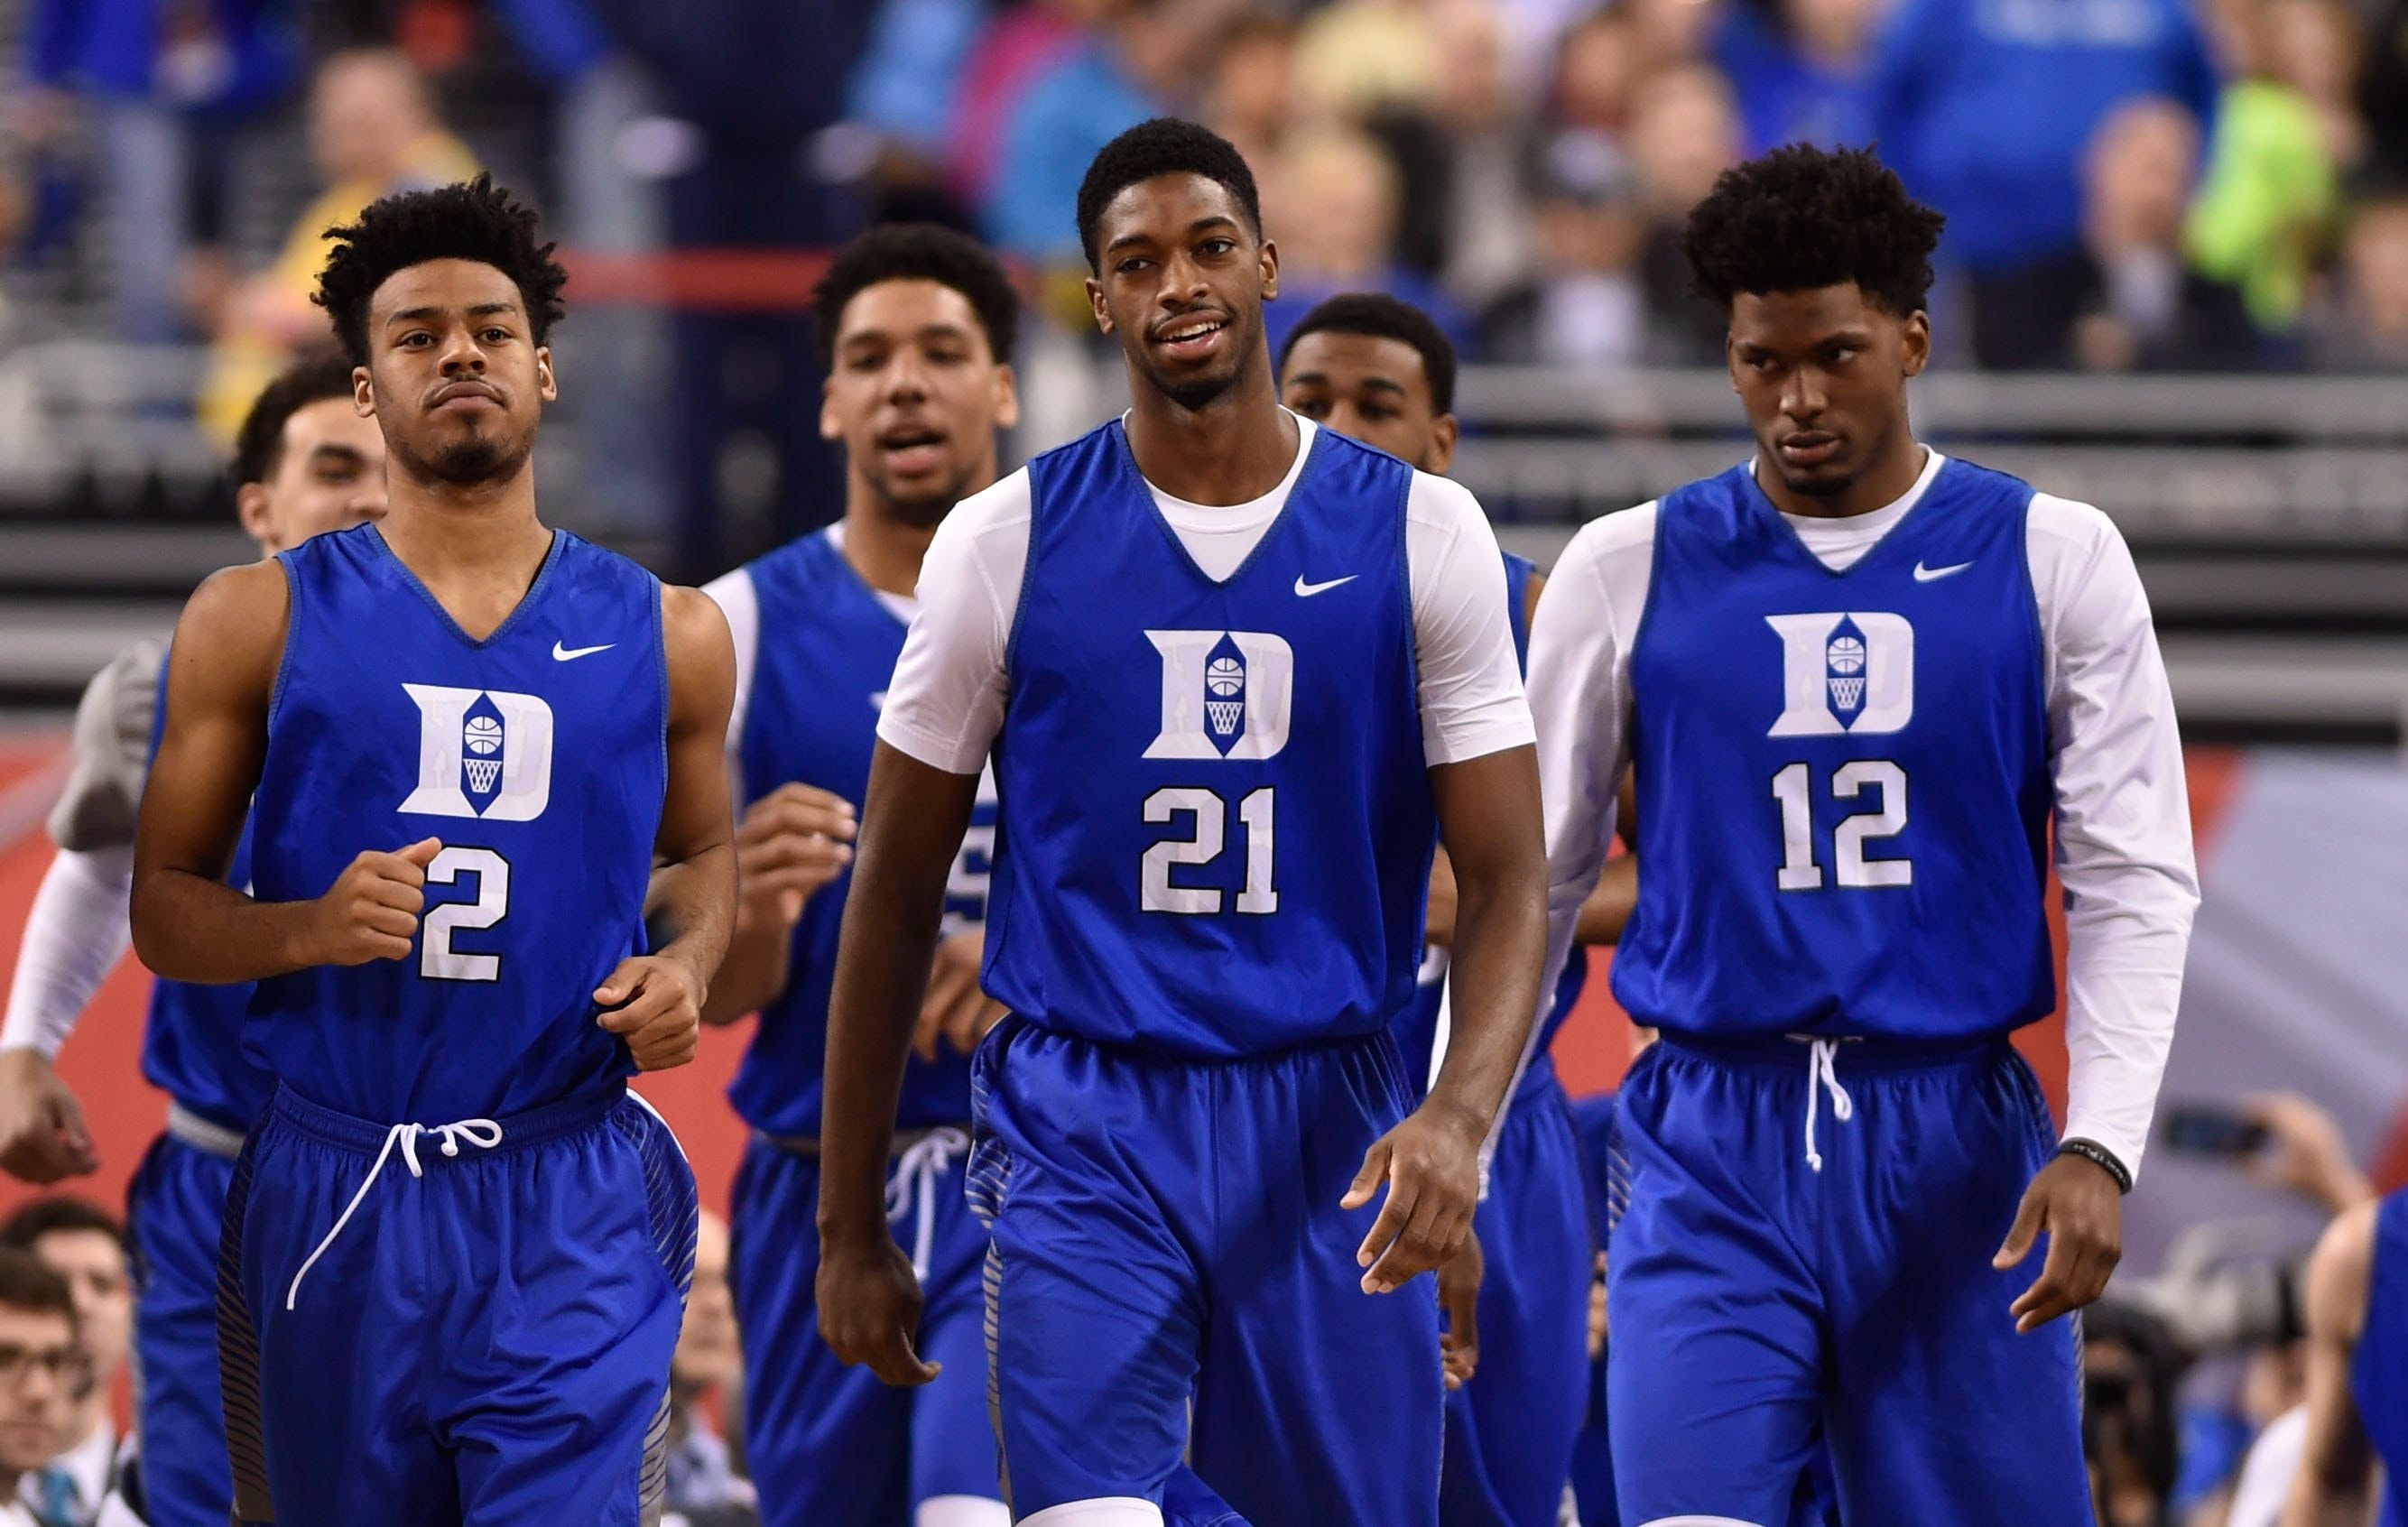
xmin=1152 ymin=311 xmax=1231 ymax=364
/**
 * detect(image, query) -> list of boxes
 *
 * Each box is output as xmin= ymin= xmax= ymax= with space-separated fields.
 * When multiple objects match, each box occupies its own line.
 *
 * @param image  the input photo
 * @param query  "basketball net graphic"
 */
xmin=465 ymin=756 xmax=502 ymax=792
xmin=1207 ymin=699 xmax=1244 ymax=736
xmin=1829 ymin=676 xmax=1865 ymax=710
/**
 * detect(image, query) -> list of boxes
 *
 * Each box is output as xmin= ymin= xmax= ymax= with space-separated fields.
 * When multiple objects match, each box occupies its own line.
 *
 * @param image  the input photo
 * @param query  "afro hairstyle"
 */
xmin=1682 ymin=143 xmax=1946 ymax=318
xmin=312 ymin=172 xmax=569 ymax=366
xmin=1076 ymin=117 xmax=1263 ymax=273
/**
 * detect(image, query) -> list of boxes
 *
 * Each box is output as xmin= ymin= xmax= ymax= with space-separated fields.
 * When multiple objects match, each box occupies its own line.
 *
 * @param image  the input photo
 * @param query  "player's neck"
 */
xmin=1755 ymin=433 xmax=1927 ymax=520
xmin=1124 ymin=369 xmax=1299 ymax=506
xmin=840 ymin=500 xmax=949 ymax=598
xmin=377 ymin=473 xmax=555 ymax=637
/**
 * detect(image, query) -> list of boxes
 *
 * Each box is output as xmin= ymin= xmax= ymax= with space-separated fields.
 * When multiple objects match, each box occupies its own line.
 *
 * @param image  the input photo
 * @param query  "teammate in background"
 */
xmin=0 ymin=350 xmax=386 ymax=1527
xmin=129 ymin=176 xmax=736 ymax=1525
xmin=0 ymin=1199 xmax=132 ymax=1525
xmin=816 ymin=118 xmax=1548 ymax=1527
xmin=1278 ymin=292 xmax=1632 ymax=1527
xmin=1528 ymin=143 xmax=2198 ymax=1524
xmin=2283 ymin=1187 xmax=2408 ymax=1527
xmin=700 ymin=224 xmax=1020 ymax=1527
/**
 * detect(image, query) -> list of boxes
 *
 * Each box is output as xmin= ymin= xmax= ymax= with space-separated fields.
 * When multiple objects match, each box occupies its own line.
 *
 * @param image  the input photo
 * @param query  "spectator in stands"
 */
xmin=1549 ymin=8 xmax=1643 ymax=140
xmin=0 ymin=1250 xmax=79 ymax=1527
xmin=1867 ymin=0 xmax=2220 ymax=369
xmin=2359 ymin=0 xmax=2408 ymax=180
xmin=2067 ymin=99 xmax=2261 ymax=372
xmin=1478 ymin=134 xmax=1648 ymax=367
xmin=196 ymin=48 xmax=477 ymax=441
xmin=1713 ymin=0 xmax=1888 ymax=153
xmin=1292 ymin=0 xmax=1443 ymax=118
xmin=1625 ymin=62 xmax=1744 ymax=363
xmin=15 ymin=0 xmax=300 ymax=343
xmin=0 ymin=1200 xmax=127 ymax=1527
xmin=2187 ymin=0 xmax=2353 ymax=337
xmin=663 ymin=1211 xmax=754 ymax=1524
xmin=2308 ymin=194 xmax=2408 ymax=370
xmin=1419 ymin=0 xmax=1539 ymax=317
xmin=1202 ymin=11 xmax=1298 ymax=173
xmin=1259 ymin=125 xmax=1464 ymax=360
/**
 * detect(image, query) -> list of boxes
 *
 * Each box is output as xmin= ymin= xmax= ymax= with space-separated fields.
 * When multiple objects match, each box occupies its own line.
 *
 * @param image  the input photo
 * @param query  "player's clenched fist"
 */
xmin=736 ymin=783 xmax=856 ymax=927
xmin=595 ymin=955 xmax=706 ymax=1070
xmin=306 ymin=837 xmax=441 ymax=966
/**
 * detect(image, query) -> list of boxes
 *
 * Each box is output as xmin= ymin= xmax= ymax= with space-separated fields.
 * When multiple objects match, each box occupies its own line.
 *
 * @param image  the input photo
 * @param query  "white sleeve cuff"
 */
xmin=2 ymin=846 xmax=135 ymax=1058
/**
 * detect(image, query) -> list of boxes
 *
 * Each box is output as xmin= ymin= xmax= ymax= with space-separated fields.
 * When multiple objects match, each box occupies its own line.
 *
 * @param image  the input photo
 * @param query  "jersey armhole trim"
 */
xmin=265 ymin=552 xmax=301 ymax=734
xmin=2015 ymin=490 xmax=2051 ymax=751
xmin=1623 ymin=501 xmax=1669 ymax=748
xmin=1396 ymin=463 xmax=1424 ymax=742
xmin=653 ymin=577 xmax=671 ymax=787
xmin=1000 ymin=474 xmax=1042 ymax=691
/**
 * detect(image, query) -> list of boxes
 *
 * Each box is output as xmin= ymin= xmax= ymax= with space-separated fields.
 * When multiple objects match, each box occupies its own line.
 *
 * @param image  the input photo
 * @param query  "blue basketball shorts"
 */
xmin=1607 ymin=1033 xmax=2091 ymax=1527
xmin=218 ymin=1083 xmax=697 ymax=1527
xmin=730 ymin=1127 xmax=1002 ymax=1525
xmin=126 ymin=1122 xmax=241 ymax=1527
xmin=1440 ymin=1065 xmax=1591 ymax=1527
xmin=969 ymin=1016 xmax=1442 ymax=1526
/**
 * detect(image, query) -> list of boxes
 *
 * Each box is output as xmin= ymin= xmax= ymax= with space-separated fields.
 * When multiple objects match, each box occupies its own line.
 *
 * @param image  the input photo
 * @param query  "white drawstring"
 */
xmin=885 ymin=1127 xmax=971 ymax=1282
xmin=284 ymin=1118 xmax=505 ymax=1310
xmin=1801 ymin=1039 xmax=1855 ymax=1173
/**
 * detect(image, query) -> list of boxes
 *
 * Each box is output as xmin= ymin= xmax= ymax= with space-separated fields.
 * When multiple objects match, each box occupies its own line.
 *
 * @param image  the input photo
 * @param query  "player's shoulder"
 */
xmin=661 ymin=581 xmax=733 ymax=651
xmin=2022 ymin=490 xmax=2126 ymax=553
xmin=183 ymin=559 xmax=292 ymax=636
xmin=1557 ymin=501 xmax=1661 ymax=582
xmin=927 ymin=467 xmax=1036 ymax=569
xmin=1403 ymin=468 xmax=1486 ymax=532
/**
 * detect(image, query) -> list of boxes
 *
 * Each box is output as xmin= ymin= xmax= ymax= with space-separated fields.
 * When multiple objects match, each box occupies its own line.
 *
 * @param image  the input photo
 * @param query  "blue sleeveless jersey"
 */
xmin=985 ymin=420 xmax=1436 ymax=1058
xmin=244 ymin=525 xmax=668 ymax=1121
xmin=140 ymin=651 xmax=277 ymax=1133
xmin=1394 ymin=551 xmax=1586 ymax=1097
xmin=2356 ymin=1191 xmax=2408 ymax=1527
xmin=1615 ymin=458 xmax=2055 ymax=1040
xmin=728 ymin=529 xmax=996 ymax=1135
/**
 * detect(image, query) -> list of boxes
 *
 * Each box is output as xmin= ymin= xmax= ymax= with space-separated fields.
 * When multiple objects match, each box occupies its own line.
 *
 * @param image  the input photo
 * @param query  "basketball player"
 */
xmin=2282 ymin=1187 xmax=2408 ymax=1526
xmin=129 ymin=175 xmax=734 ymax=1526
xmin=1279 ymin=291 xmax=1629 ymax=1526
xmin=815 ymin=118 xmax=1548 ymax=1527
xmin=700 ymin=224 xmax=1020 ymax=1527
xmin=0 ymin=351 xmax=386 ymax=1527
xmin=1528 ymin=143 xmax=2198 ymax=1524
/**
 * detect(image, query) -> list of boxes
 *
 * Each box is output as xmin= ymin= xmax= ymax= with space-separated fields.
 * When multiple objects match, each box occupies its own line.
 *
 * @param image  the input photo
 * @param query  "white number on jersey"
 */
xmin=1140 ymin=787 xmax=1278 ymax=915
xmin=1770 ymin=762 xmax=1911 ymax=891
xmin=421 ymin=846 xmax=510 ymax=980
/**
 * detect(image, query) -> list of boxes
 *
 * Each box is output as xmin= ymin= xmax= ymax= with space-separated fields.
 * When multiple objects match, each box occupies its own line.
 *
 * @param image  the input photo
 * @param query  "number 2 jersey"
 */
xmin=244 ymin=524 xmax=667 ymax=1122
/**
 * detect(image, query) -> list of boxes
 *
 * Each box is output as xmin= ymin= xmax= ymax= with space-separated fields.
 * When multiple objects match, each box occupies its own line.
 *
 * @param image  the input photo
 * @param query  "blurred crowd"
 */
xmin=5 ymin=0 xmax=2408 ymax=566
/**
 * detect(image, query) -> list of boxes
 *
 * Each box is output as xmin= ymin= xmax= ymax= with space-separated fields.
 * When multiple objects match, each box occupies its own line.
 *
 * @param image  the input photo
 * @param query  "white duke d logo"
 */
xmin=397 ymin=683 xmax=555 ymax=819
xmin=1142 ymin=630 xmax=1294 ymax=760
xmin=1764 ymin=612 xmax=1915 ymax=736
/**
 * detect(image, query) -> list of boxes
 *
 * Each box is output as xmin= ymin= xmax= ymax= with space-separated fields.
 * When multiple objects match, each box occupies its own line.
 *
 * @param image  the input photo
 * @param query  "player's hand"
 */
xmin=0 ymin=1050 xmax=97 ymax=1184
xmin=1995 ymin=1152 xmax=2124 ymax=1334
xmin=735 ymin=784 xmax=855 ymax=926
xmin=1438 ymin=1226 xmax=1483 ymax=1390
xmin=1343 ymin=1098 xmax=1484 ymax=1295
xmin=1423 ymin=849 xmax=1459 ymax=948
xmin=817 ymin=1229 xmax=940 ymax=1387
xmin=595 ymin=954 xmax=705 ymax=1071
xmin=911 ymin=930 xmax=1007 ymax=1062
xmin=307 ymin=838 xmax=441 ymax=966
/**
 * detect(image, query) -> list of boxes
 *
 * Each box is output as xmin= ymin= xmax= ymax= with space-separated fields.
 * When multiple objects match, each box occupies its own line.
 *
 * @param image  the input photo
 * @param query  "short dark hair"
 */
xmin=0 ymin=1197 xmax=123 ymax=1255
xmin=232 ymin=350 xmax=359 ymax=487
xmin=1681 ymin=143 xmax=1946 ymax=318
xmin=812 ymin=224 xmax=1022 ymax=366
xmin=1076 ymin=117 xmax=1263 ymax=273
xmin=0 ymin=1250 xmax=75 ymax=1328
xmin=1279 ymin=292 xmax=1458 ymax=415
xmin=313 ymin=173 xmax=569 ymax=366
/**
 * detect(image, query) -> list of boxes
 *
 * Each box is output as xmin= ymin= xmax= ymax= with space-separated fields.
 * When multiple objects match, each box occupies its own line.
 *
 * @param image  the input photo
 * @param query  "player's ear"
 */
xmin=1086 ymin=276 xmax=1113 ymax=336
xmin=992 ymin=363 xmax=1022 ymax=432
xmin=821 ymin=374 xmax=844 ymax=442
xmin=1258 ymin=236 xmax=1279 ymax=302
xmin=1900 ymin=310 xmax=1931 ymax=379
xmin=1425 ymin=413 xmax=1459 ymax=475
xmin=1723 ymin=329 xmax=1741 ymax=394
xmin=352 ymin=365 xmax=375 ymax=419
xmin=534 ymin=347 xmax=558 ymax=402
xmin=236 ymin=481 xmax=275 ymax=548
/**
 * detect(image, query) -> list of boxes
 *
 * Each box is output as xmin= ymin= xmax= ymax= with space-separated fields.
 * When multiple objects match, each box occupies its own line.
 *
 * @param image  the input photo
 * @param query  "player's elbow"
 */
xmin=126 ymin=872 xmax=182 ymax=978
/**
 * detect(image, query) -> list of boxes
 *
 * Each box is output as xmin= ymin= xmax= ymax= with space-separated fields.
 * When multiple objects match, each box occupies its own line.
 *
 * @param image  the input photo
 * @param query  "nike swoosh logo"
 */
xmin=1912 ymin=560 xmax=1974 ymax=582
xmin=1294 ymin=575 xmax=1359 ymax=597
xmin=552 ymin=641 xmax=616 ymax=661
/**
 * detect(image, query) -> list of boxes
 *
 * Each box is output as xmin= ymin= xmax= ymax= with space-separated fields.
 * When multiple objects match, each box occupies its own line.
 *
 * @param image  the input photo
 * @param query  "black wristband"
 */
xmin=2058 ymin=1137 xmax=2133 ymax=1194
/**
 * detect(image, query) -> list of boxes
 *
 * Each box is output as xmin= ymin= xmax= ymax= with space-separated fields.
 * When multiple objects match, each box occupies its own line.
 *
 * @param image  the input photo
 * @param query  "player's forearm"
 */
xmin=3 ymin=847 xmax=134 ymax=1058
xmin=1429 ymin=853 xmax=1548 ymax=1134
xmin=699 ymin=912 xmax=789 ymax=1024
xmin=644 ymin=843 xmax=736 ymax=998
xmin=818 ymin=860 xmax=951 ymax=1243
xmin=129 ymin=870 xmax=323 ymax=984
xmin=1571 ymin=854 xmax=1637 ymax=946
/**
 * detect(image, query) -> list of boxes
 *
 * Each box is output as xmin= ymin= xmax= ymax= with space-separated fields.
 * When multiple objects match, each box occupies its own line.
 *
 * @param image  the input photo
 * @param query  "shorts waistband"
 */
xmin=755 ymin=1124 xmax=970 ymax=1160
xmin=268 ymin=1081 xmax=625 ymax=1158
xmin=165 ymin=1102 xmax=246 ymax=1161
xmin=1656 ymin=1030 xmax=2013 ymax=1074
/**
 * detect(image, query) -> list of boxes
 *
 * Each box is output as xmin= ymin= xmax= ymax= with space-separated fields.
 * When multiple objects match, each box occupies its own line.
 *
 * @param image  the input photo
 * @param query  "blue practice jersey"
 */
xmin=1615 ymin=458 xmax=2055 ymax=1041
xmin=140 ymin=650 xmax=277 ymax=1133
xmin=2356 ymin=1191 xmax=2408 ymax=1527
xmin=245 ymin=525 xmax=667 ymax=1121
xmin=727 ymin=528 xmax=996 ymax=1136
xmin=985 ymin=420 xmax=1437 ymax=1058
xmin=1394 ymin=551 xmax=1585 ymax=1096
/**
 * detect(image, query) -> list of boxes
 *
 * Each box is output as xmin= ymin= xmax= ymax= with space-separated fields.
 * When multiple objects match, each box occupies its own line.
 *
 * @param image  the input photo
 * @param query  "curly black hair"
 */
xmin=312 ymin=173 xmax=569 ymax=366
xmin=231 ymin=349 xmax=359 ymax=487
xmin=1076 ymin=117 xmax=1263 ymax=273
xmin=1279 ymin=292 xmax=1458 ymax=415
xmin=813 ymin=223 xmax=1022 ymax=366
xmin=1682 ymin=144 xmax=1946 ymax=317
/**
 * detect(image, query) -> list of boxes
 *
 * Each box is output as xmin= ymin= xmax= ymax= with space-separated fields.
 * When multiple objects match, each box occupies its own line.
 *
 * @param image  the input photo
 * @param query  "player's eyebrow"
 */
xmin=1356 ymin=375 xmax=1410 ymax=398
xmin=1104 ymin=216 xmax=1238 ymax=257
xmin=385 ymin=301 xmax=522 ymax=329
xmin=307 ymin=444 xmax=368 ymax=469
